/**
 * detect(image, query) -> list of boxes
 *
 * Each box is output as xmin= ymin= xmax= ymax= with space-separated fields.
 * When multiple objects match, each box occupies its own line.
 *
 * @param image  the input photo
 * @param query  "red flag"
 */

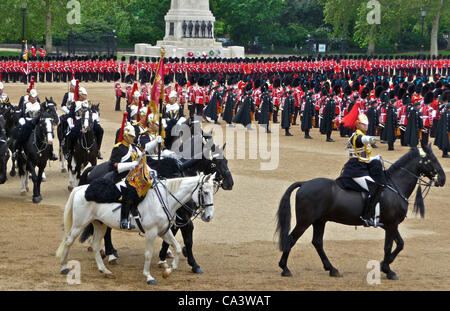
xmin=147 ymin=56 xmax=165 ymax=122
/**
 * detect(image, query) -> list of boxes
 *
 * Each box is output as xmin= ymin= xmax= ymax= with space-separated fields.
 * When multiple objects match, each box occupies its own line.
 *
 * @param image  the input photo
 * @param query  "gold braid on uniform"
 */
xmin=352 ymin=129 xmax=371 ymax=163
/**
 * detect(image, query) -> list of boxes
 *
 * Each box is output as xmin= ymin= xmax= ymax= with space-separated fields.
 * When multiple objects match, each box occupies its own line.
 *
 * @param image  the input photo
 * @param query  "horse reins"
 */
xmin=153 ymin=175 xmax=212 ymax=235
xmin=382 ymin=157 xmax=435 ymax=202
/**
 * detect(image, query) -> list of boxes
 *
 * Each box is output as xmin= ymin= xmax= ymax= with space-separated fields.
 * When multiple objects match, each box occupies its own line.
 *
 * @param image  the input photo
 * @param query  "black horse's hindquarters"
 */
xmin=0 ymin=142 xmax=8 ymax=184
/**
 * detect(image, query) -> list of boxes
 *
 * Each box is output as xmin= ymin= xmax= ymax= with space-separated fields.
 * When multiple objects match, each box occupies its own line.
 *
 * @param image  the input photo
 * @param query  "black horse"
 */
xmin=276 ymin=145 xmax=445 ymax=280
xmin=0 ymin=102 xmax=21 ymax=177
xmin=0 ymin=116 xmax=10 ymax=184
xmin=67 ymin=109 xmax=99 ymax=191
xmin=15 ymin=102 xmax=58 ymax=203
xmin=157 ymin=142 xmax=233 ymax=274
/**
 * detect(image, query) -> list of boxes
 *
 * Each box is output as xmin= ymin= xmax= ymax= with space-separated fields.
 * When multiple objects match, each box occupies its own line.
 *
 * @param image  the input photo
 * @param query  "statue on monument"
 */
xmin=207 ymin=21 xmax=213 ymax=38
xmin=182 ymin=20 xmax=188 ymax=38
xmin=201 ymin=21 xmax=207 ymax=38
xmin=195 ymin=21 xmax=200 ymax=38
xmin=188 ymin=21 xmax=194 ymax=38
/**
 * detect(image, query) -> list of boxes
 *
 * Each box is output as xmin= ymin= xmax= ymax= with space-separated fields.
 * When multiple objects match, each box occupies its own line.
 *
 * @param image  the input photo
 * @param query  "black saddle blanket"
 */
xmin=85 ymin=178 xmax=122 ymax=203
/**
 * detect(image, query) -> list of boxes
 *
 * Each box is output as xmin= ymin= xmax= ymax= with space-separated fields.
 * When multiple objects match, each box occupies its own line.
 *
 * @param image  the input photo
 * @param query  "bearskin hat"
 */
xmin=424 ymin=92 xmax=434 ymax=105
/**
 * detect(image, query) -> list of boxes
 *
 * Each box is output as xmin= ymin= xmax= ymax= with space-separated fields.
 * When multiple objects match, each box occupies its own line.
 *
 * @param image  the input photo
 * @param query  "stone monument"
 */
xmin=134 ymin=0 xmax=244 ymax=58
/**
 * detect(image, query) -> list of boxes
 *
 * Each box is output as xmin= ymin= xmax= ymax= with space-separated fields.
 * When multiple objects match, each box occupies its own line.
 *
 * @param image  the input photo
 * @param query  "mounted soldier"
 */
xmin=338 ymin=103 xmax=386 ymax=228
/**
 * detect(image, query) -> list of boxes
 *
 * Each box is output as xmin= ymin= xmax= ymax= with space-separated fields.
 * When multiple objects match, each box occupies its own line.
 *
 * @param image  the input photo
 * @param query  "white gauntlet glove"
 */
xmin=362 ymin=135 xmax=377 ymax=145
xmin=116 ymin=161 xmax=139 ymax=174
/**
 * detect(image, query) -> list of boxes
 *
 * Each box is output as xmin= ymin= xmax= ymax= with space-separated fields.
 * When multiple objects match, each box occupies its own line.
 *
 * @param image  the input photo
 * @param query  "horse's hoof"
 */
xmin=182 ymin=247 xmax=187 ymax=258
xmin=61 ymin=169 xmax=67 ymax=173
xmin=147 ymin=279 xmax=157 ymax=285
xmin=163 ymin=268 xmax=172 ymax=279
xmin=158 ymin=261 xmax=169 ymax=269
xmin=387 ymin=272 xmax=399 ymax=280
xmin=87 ymin=246 xmax=93 ymax=252
xmin=68 ymin=186 xmax=73 ymax=192
xmin=108 ymin=255 xmax=118 ymax=265
xmin=20 ymin=191 xmax=26 ymax=196
xmin=103 ymin=272 xmax=115 ymax=279
xmin=192 ymin=266 xmax=203 ymax=274
xmin=329 ymin=269 xmax=342 ymax=277
xmin=61 ymin=268 xmax=70 ymax=275
xmin=281 ymin=269 xmax=292 ymax=277
xmin=32 ymin=196 xmax=42 ymax=204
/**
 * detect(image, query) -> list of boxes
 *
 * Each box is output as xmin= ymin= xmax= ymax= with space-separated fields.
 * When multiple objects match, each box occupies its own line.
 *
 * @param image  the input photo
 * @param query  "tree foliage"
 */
xmin=0 ymin=0 xmax=448 ymax=54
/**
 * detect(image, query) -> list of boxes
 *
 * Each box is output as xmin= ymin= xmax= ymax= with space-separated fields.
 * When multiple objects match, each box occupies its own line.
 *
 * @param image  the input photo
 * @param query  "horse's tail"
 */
xmin=79 ymin=223 xmax=93 ymax=244
xmin=276 ymin=182 xmax=304 ymax=253
xmin=56 ymin=187 xmax=77 ymax=258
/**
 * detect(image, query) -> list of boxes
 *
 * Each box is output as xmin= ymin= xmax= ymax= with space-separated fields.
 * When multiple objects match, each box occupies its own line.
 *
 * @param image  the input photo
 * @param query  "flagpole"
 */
xmin=157 ymin=47 xmax=166 ymax=168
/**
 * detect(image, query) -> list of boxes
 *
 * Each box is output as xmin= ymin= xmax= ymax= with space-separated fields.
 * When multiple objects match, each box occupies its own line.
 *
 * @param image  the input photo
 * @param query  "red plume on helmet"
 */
xmin=129 ymin=82 xmax=138 ymax=102
xmin=117 ymin=112 xmax=128 ymax=143
xmin=342 ymin=101 xmax=362 ymax=129
xmin=74 ymin=80 xmax=80 ymax=101
xmin=136 ymin=100 xmax=142 ymax=122
xmin=28 ymin=76 xmax=35 ymax=93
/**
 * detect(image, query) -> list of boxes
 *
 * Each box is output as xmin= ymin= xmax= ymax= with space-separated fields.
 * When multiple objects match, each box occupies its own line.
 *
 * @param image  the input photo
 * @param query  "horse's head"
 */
xmin=91 ymin=103 xmax=100 ymax=115
xmin=42 ymin=97 xmax=59 ymax=126
xmin=193 ymin=173 xmax=216 ymax=222
xmin=0 ymin=138 xmax=10 ymax=184
xmin=210 ymin=143 xmax=234 ymax=190
xmin=418 ymin=144 xmax=446 ymax=187
xmin=37 ymin=114 xmax=55 ymax=146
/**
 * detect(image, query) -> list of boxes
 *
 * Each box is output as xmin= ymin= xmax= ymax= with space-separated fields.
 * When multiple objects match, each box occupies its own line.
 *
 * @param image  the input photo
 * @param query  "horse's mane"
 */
xmin=165 ymin=177 xmax=183 ymax=194
xmin=386 ymin=148 xmax=419 ymax=175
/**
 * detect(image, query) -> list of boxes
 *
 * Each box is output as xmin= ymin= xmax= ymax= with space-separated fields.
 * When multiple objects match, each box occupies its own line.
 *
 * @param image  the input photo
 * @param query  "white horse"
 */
xmin=56 ymin=173 xmax=216 ymax=285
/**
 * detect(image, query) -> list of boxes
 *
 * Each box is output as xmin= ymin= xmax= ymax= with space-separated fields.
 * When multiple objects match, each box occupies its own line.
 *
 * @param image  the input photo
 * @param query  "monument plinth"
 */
xmin=134 ymin=0 xmax=244 ymax=58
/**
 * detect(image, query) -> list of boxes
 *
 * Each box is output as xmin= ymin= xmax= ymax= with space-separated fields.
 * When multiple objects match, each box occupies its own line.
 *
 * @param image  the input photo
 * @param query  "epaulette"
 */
xmin=113 ymin=141 xmax=130 ymax=148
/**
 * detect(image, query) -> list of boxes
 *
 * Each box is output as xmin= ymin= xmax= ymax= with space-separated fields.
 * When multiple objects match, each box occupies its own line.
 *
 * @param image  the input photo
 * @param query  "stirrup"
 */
xmin=360 ymin=216 xmax=384 ymax=228
xmin=120 ymin=219 xmax=135 ymax=230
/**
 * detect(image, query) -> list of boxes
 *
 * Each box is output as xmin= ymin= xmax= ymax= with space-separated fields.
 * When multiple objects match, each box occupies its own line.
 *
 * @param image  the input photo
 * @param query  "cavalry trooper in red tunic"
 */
xmin=338 ymin=104 xmax=387 ymax=228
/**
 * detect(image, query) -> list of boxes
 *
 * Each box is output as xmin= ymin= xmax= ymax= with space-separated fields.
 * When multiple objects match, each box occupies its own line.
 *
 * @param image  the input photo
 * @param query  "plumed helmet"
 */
xmin=29 ymin=89 xmax=38 ymax=98
xmin=358 ymin=114 xmax=369 ymax=126
xmin=123 ymin=122 xmax=136 ymax=138
xmin=78 ymin=87 xmax=88 ymax=96
xmin=139 ymin=106 xmax=148 ymax=120
xmin=169 ymin=90 xmax=178 ymax=99
xmin=129 ymin=105 xmax=139 ymax=119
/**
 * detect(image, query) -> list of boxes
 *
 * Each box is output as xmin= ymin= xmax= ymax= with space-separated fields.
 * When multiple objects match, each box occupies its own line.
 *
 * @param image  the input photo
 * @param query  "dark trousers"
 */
xmin=195 ymin=104 xmax=204 ymax=116
xmin=420 ymin=128 xmax=430 ymax=148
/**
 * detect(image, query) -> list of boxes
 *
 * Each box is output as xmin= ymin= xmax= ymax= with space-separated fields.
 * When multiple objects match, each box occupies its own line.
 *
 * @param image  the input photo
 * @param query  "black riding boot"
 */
xmin=49 ymin=145 xmax=58 ymax=161
xmin=95 ymin=125 xmax=104 ymax=159
xmin=361 ymin=184 xmax=385 ymax=228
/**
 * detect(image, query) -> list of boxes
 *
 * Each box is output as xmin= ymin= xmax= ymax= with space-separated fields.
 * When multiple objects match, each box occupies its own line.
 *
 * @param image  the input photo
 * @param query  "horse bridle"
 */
xmin=34 ymin=117 xmax=53 ymax=155
xmin=154 ymin=175 xmax=213 ymax=232
xmin=383 ymin=150 xmax=438 ymax=201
